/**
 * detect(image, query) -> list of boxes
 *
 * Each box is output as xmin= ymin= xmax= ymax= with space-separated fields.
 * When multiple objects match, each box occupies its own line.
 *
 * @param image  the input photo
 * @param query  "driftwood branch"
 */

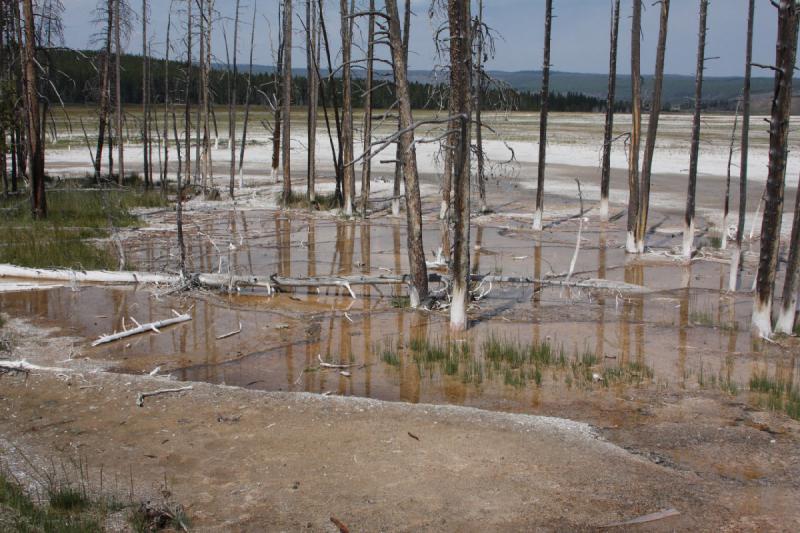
xmin=92 ymin=312 xmax=192 ymax=347
xmin=136 ymin=386 xmax=194 ymax=407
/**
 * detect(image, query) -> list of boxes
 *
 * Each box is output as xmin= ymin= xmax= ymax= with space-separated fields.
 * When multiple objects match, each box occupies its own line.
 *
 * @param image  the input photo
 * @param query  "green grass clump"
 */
xmin=280 ymin=190 xmax=339 ymax=211
xmin=0 ymin=188 xmax=166 ymax=270
xmin=0 ymin=474 xmax=102 ymax=532
xmin=749 ymin=371 xmax=800 ymax=420
xmin=602 ymin=362 xmax=654 ymax=386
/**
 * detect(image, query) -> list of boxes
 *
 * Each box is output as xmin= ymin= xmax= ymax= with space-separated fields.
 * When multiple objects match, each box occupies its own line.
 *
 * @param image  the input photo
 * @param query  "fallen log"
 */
xmin=92 ymin=311 xmax=192 ymax=347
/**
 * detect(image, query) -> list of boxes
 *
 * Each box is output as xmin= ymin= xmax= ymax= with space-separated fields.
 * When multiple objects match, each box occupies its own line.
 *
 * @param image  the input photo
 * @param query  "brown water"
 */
xmin=2 ymin=208 xmax=796 ymax=426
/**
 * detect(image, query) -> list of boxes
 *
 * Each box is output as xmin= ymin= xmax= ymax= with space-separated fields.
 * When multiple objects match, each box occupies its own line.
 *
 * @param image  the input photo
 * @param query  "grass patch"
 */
xmin=280 ymin=190 xmax=339 ymax=211
xmin=749 ymin=371 xmax=800 ymax=420
xmin=0 ymin=188 xmax=167 ymax=270
xmin=390 ymin=295 xmax=410 ymax=308
xmin=602 ymin=362 xmax=654 ymax=386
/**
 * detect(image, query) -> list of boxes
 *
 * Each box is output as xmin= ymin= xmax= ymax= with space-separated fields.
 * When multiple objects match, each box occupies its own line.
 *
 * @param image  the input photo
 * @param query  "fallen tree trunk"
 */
xmin=92 ymin=312 xmax=192 ymax=346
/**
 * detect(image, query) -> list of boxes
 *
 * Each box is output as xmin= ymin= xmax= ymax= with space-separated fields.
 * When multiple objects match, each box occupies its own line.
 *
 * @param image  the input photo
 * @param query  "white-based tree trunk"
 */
xmin=775 ymin=301 xmax=798 ymax=334
xmin=682 ymin=220 xmax=695 ymax=259
xmin=625 ymin=230 xmax=637 ymax=254
xmin=439 ymin=200 xmax=448 ymax=220
xmin=728 ymin=242 xmax=741 ymax=292
xmin=532 ymin=208 xmax=543 ymax=231
xmin=720 ymin=213 xmax=729 ymax=250
xmin=599 ymin=197 xmax=609 ymax=221
xmin=391 ymin=198 xmax=400 ymax=216
xmin=450 ymin=285 xmax=468 ymax=331
xmin=752 ymin=297 xmax=773 ymax=338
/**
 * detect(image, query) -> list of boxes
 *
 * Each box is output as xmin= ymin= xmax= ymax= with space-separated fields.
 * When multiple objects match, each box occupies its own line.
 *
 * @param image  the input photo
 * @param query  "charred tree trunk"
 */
xmin=625 ymin=0 xmax=641 ymax=252
xmin=474 ymin=0 xmax=487 ymax=214
xmin=532 ymin=0 xmax=552 ymax=231
xmin=600 ymin=0 xmax=620 ymax=221
xmin=340 ymin=0 xmax=355 ymax=216
xmin=114 ymin=0 xmax=124 ymax=184
xmin=95 ymin=0 xmax=114 ymax=181
xmin=306 ymin=0 xmax=318 ymax=206
xmin=683 ymin=0 xmax=708 ymax=259
xmin=730 ymin=0 xmax=755 ymax=292
xmin=272 ymin=5 xmax=284 ymax=183
xmin=142 ymin=0 xmax=150 ymax=187
xmin=385 ymin=0 xmax=428 ymax=302
xmin=634 ymin=0 xmax=670 ymax=253
xmin=777 ymin=170 xmax=800 ymax=333
xmin=391 ymin=0 xmax=411 ymax=216
xmin=360 ymin=0 xmax=375 ymax=216
xmin=162 ymin=10 xmax=171 ymax=196
xmin=22 ymin=0 xmax=45 ymax=218
xmin=447 ymin=0 xmax=472 ymax=329
xmin=238 ymin=4 xmax=257 ymax=188
xmin=184 ymin=0 xmax=193 ymax=194
xmin=753 ymin=0 xmax=798 ymax=337
xmin=281 ymin=0 xmax=293 ymax=205
xmin=228 ymin=0 xmax=240 ymax=198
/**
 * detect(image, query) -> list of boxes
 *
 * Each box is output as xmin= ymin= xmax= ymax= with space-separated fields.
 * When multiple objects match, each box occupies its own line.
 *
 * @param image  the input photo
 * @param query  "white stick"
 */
xmin=92 ymin=313 xmax=192 ymax=346
xmin=216 ymin=321 xmax=243 ymax=340
xmin=136 ymin=386 xmax=193 ymax=407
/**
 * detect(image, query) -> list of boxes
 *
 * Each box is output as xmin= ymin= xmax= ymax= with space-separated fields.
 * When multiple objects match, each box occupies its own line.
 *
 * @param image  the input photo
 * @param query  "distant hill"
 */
xmin=220 ymin=63 xmax=779 ymax=108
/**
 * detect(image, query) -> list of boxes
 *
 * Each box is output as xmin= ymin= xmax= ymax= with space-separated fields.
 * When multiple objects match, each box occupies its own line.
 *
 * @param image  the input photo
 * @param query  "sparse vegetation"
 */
xmin=280 ymin=190 xmax=338 ymax=210
xmin=750 ymin=371 xmax=800 ymax=420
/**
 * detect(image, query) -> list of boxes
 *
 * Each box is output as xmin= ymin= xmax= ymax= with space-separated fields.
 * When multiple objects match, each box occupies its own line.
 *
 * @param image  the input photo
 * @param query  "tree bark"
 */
xmin=385 ymin=0 xmax=428 ymax=301
xmin=339 ymin=0 xmax=355 ymax=216
xmin=391 ymin=0 xmax=411 ymax=216
xmin=142 ymin=0 xmax=150 ymax=187
xmin=184 ymin=0 xmax=193 ymax=194
xmin=532 ymin=0 xmax=552 ymax=231
xmin=730 ymin=0 xmax=755 ymax=292
xmin=22 ymin=0 xmax=46 ymax=218
xmin=238 ymin=4 xmax=257 ymax=188
xmin=599 ymin=0 xmax=620 ymax=221
xmin=360 ymin=0 xmax=375 ymax=216
xmin=474 ymin=0 xmax=487 ymax=214
xmin=281 ymin=0 xmax=293 ymax=205
xmin=94 ymin=0 xmax=114 ymax=181
xmin=634 ymin=0 xmax=670 ymax=253
xmin=683 ymin=0 xmax=708 ymax=259
xmin=228 ymin=0 xmax=240 ymax=198
xmin=447 ymin=0 xmax=471 ymax=330
xmin=272 ymin=5 xmax=283 ymax=182
xmin=752 ymin=0 xmax=798 ymax=337
xmin=625 ymin=0 xmax=641 ymax=253
xmin=162 ymin=9 xmax=171 ymax=196
xmin=722 ymin=101 xmax=740 ymax=251
xmin=114 ymin=0 xmax=124 ymax=184
xmin=776 ymin=170 xmax=800 ymax=333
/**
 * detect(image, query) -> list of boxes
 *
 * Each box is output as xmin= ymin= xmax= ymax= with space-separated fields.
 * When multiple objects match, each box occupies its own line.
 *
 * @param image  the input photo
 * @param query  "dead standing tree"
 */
xmin=391 ymin=0 xmax=411 ymax=217
xmin=599 ymin=0 xmax=620 ymax=221
xmin=633 ymin=0 xmax=670 ymax=253
xmin=306 ymin=0 xmax=320 ymax=203
xmin=360 ymin=0 xmax=375 ymax=215
xmin=777 ymin=169 xmax=800 ymax=334
xmin=473 ymin=0 xmax=487 ymax=214
xmin=227 ymin=0 xmax=240 ymax=198
xmin=281 ymin=0 xmax=293 ymax=205
xmin=448 ymin=0 xmax=471 ymax=329
xmin=752 ymin=0 xmax=799 ymax=337
xmin=114 ymin=0 xmax=124 ymax=183
xmin=625 ymin=0 xmax=641 ymax=253
xmin=683 ymin=0 xmax=708 ymax=260
xmin=238 ymin=4 xmax=257 ymax=188
xmin=385 ymin=0 xmax=429 ymax=303
xmin=22 ymin=0 xmax=46 ymax=217
xmin=340 ymin=0 xmax=355 ymax=216
xmin=141 ymin=0 xmax=150 ymax=187
xmin=93 ymin=0 xmax=114 ymax=180
xmin=729 ymin=0 xmax=755 ymax=292
xmin=532 ymin=0 xmax=552 ymax=232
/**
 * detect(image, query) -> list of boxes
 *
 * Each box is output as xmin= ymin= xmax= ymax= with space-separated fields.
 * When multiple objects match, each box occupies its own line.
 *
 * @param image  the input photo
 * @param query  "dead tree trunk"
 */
xmin=305 ymin=0 xmax=320 ymax=203
xmin=777 ymin=170 xmax=800 ymax=333
xmin=391 ymin=0 xmax=410 ymax=217
xmin=271 ymin=6 xmax=283 ymax=183
xmin=752 ymin=0 xmax=799 ymax=337
xmin=730 ymin=0 xmax=755 ymax=292
xmin=162 ymin=10 xmax=171 ymax=195
xmin=634 ymin=0 xmax=670 ymax=253
xmin=683 ymin=0 xmax=708 ymax=259
xmin=238 ymin=4 xmax=257 ymax=188
xmin=625 ymin=0 xmax=641 ymax=253
xmin=114 ymin=0 xmax=124 ymax=184
xmin=599 ymin=0 xmax=620 ymax=221
xmin=340 ymin=0 xmax=355 ymax=216
xmin=22 ymin=0 xmax=45 ymax=218
xmin=202 ymin=0 xmax=213 ymax=193
xmin=95 ymin=0 xmax=114 ymax=181
xmin=281 ymin=0 xmax=293 ymax=205
xmin=360 ymin=0 xmax=375 ymax=216
xmin=142 ymin=0 xmax=150 ymax=187
xmin=228 ymin=0 xmax=240 ymax=198
xmin=722 ymin=101 xmax=740 ymax=251
xmin=447 ymin=0 xmax=471 ymax=329
xmin=386 ymin=0 xmax=428 ymax=302
xmin=172 ymin=111 xmax=186 ymax=276
xmin=532 ymin=0 xmax=552 ymax=231
xmin=474 ymin=0 xmax=487 ymax=214
xmin=184 ymin=0 xmax=193 ymax=194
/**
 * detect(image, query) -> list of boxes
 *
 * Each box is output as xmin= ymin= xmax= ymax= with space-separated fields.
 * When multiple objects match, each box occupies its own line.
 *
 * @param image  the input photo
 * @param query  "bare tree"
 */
xmin=114 ymin=0 xmax=124 ymax=183
xmin=306 ymin=0 xmax=318 ymax=202
xmin=722 ymin=101 xmax=740 ymax=250
xmin=94 ymin=0 xmax=114 ymax=180
xmin=141 ymin=0 xmax=150 ymax=187
xmin=752 ymin=0 xmax=799 ymax=337
xmin=532 ymin=0 xmax=552 ymax=231
xmin=271 ymin=4 xmax=284 ymax=182
xmin=184 ymin=0 xmax=193 ymax=193
xmin=238 ymin=4 xmax=257 ymax=188
xmin=683 ymin=0 xmax=708 ymax=259
xmin=281 ymin=0 xmax=293 ymax=205
xmin=385 ymin=0 xmax=428 ymax=302
xmin=22 ymin=0 xmax=45 ymax=217
xmin=162 ymin=8 xmax=171 ymax=196
xmin=391 ymin=0 xmax=411 ymax=217
xmin=777 ymin=170 xmax=800 ymax=333
xmin=360 ymin=0 xmax=375 ymax=216
xmin=340 ymin=0 xmax=355 ymax=216
xmin=474 ymin=0 xmax=487 ymax=214
xmin=729 ymin=0 xmax=755 ymax=292
xmin=625 ymin=0 xmax=641 ymax=253
xmin=634 ymin=0 xmax=670 ymax=253
xmin=599 ymin=0 xmax=620 ymax=221
xmin=228 ymin=0 xmax=240 ymax=198
xmin=448 ymin=0 xmax=471 ymax=329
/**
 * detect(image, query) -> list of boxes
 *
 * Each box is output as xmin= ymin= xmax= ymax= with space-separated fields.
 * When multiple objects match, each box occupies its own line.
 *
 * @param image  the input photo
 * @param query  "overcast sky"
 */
xmin=60 ymin=0 xmax=787 ymax=77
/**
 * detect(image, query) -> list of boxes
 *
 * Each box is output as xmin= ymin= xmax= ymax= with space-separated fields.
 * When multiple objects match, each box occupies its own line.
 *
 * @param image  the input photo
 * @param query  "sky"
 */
xmin=59 ymin=0 xmax=787 ymax=78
